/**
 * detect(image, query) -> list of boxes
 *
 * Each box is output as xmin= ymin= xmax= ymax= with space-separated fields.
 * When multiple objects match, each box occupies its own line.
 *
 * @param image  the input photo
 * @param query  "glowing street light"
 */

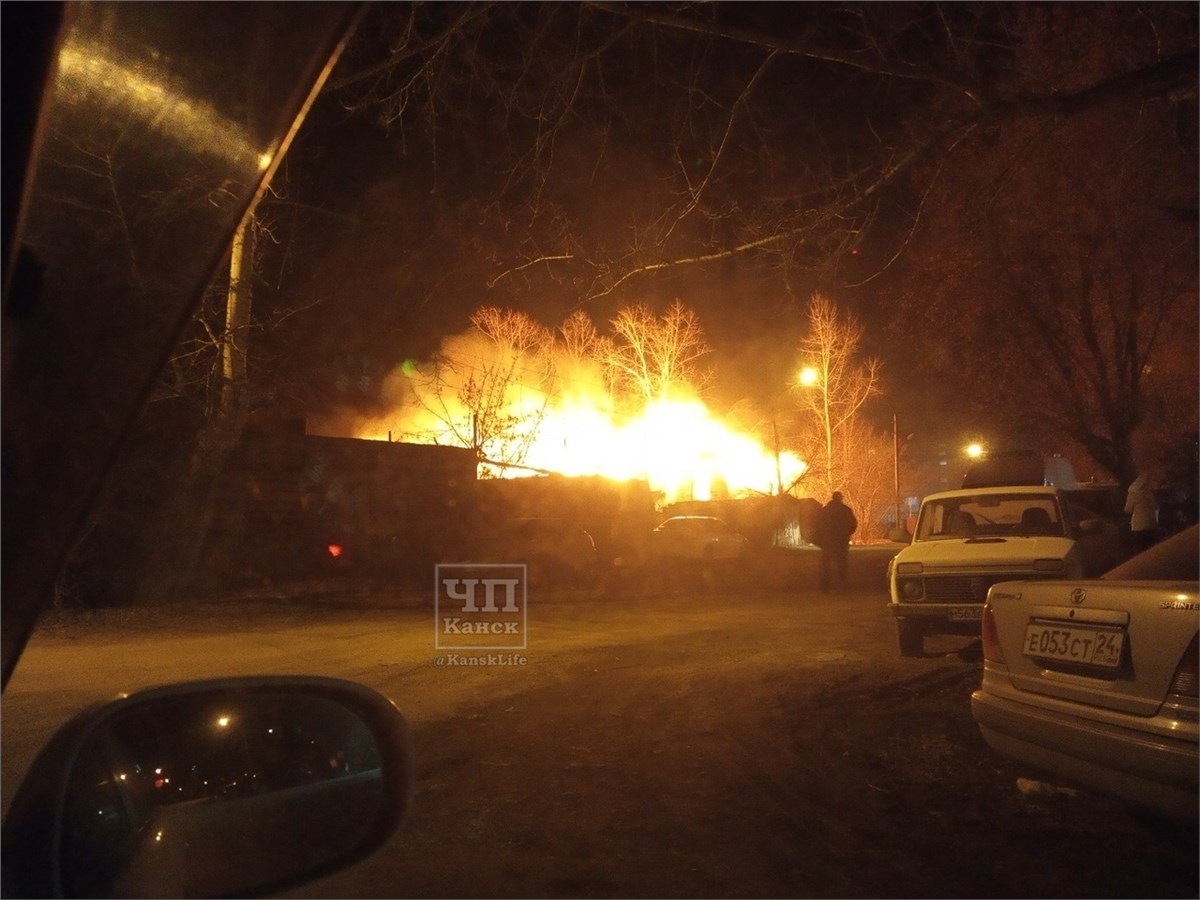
xmin=798 ymin=366 xmax=819 ymax=387
xmin=966 ymin=442 xmax=985 ymax=459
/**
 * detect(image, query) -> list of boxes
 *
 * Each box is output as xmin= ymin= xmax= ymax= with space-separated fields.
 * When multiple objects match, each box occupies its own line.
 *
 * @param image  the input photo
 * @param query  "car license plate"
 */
xmin=949 ymin=606 xmax=983 ymax=621
xmin=1022 ymin=623 xmax=1124 ymax=668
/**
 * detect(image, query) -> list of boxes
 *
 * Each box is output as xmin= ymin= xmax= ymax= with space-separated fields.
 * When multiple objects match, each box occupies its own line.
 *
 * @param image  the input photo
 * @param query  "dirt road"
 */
xmin=5 ymin=563 xmax=1197 ymax=897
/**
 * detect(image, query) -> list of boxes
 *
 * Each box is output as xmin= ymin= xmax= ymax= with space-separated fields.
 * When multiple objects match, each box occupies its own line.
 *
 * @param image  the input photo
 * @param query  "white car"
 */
xmin=648 ymin=516 xmax=748 ymax=562
xmin=971 ymin=524 xmax=1198 ymax=819
xmin=888 ymin=485 xmax=1122 ymax=656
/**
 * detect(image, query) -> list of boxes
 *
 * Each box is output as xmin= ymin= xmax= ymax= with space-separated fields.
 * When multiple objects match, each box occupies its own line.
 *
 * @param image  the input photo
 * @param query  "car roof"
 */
xmin=921 ymin=485 xmax=1060 ymax=503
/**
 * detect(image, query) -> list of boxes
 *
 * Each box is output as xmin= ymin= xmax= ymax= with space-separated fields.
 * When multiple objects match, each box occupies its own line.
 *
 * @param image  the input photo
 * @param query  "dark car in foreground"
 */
xmin=971 ymin=525 xmax=1199 ymax=819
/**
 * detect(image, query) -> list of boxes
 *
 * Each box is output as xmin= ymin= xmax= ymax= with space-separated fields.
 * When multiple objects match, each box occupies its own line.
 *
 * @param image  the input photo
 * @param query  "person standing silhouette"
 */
xmin=815 ymin=491 xmax=857 ymax=592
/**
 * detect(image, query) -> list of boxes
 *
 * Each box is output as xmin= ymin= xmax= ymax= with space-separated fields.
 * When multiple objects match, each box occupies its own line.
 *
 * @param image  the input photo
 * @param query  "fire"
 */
xmin=521 ymin=397 xmax=808 ymax=502
xmin=320 ymin=307 xmax=809 ymax=505
xmin=349 ymin=379 xmax=806 ymax=505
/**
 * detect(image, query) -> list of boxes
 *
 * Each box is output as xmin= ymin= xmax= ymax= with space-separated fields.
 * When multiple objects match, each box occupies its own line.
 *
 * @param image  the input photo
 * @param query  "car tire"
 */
xmin=897 ymin=619 xmax=924 ymax=657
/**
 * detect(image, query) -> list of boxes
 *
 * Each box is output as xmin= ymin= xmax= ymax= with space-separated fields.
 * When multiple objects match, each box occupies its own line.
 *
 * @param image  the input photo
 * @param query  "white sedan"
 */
xmin=971 ymin=524 xmax=1198 ymax=819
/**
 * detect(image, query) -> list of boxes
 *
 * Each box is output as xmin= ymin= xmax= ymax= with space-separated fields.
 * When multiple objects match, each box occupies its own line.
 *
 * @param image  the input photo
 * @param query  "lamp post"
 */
xmin=770 ymin=367 xmax=817 ymax=498
xmin=773 ymin=418 xmax=783 ymax=497
xmin=798 ymin=364 xmax=834 ymax=497
xmin=893 ymin=414 xmax=901 ymax=529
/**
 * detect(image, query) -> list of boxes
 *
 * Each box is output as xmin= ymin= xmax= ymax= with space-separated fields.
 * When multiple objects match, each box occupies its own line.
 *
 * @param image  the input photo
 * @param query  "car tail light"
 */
xmin=1167 ymin=634 xmax=1199 ymax=698
xmin=981 ymin=603 xmax=1005 ymax=664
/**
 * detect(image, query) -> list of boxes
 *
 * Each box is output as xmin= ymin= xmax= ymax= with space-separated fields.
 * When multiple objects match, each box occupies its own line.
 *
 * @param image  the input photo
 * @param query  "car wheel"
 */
xmin=897 ymin=619 xmax=924 ymax=657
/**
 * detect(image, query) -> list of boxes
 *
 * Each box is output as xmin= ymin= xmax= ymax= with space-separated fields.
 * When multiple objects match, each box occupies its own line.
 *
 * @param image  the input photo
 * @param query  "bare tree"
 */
xmin=314 ymin=7 xmax=1198 ymax=487
xmin=893 ymin=91 xmax=1197 ymax=484
xmin=556 ymin=309 xmax=611 ymax=363
xmin=829 ymin=417 xmax=895 ymax=541
xmin=395 ymin=299 xmax=720 ymax=473
xmin=549 ymin=309 xmax=618 ymax=406
xmin=401 ymin=307 xmax=555 ymax=474
xmin=471 ymin=306 xmax=553 ymax=354
xmin=605 ymin=300 xmax=712 ymax=404
xmin=411 ymin=351 xmax=548 ymax=475
xmin=326 ymin=3 xmax=1196 ymax=301
xmin=794 ymin=293 xmax=881 ymax=498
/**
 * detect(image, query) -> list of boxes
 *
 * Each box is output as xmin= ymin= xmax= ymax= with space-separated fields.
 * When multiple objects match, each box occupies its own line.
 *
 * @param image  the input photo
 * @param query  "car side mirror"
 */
xmin=1077 ymin=518 xmax=1105 ymax=536
xmin=2 ymin=676 xmax=412 ymax=898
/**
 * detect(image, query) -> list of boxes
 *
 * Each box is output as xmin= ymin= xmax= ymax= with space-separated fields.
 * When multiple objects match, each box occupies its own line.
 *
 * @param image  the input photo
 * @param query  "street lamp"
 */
xmin=966 ymin=442 xmax=985 ymax=459
xmin=797 ymin=364 xmax=834 ymax=497
xmin=767 ymin=366 xmax=819 ymax=498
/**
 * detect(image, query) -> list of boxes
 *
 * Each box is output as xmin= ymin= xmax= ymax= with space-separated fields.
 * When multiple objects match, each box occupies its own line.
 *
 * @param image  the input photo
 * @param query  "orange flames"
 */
xmin=352 ymin=393 xmax=807 ymax=503
xmin=514 ymin=396 xmax=809 ymax=502
xmin=316 ymin=315 xmax=808 ymax=505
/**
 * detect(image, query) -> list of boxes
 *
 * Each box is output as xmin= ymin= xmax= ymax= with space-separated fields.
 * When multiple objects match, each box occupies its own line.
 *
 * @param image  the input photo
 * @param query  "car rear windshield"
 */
xmin=915 ymin=494 xmax=1064 ymax=541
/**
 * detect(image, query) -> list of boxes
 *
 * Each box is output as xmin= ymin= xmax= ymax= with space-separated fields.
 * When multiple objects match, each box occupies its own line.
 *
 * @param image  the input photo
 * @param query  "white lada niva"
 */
xmin=888 ymin=485 xmax=1123 ymax=656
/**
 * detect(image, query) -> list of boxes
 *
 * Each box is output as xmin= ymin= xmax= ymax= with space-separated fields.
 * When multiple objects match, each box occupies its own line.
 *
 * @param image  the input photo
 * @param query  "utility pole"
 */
xmin=772 ymin=417 xmax=783 ymax=497
xmin=893 ymin=414 xmax=901 ymax=529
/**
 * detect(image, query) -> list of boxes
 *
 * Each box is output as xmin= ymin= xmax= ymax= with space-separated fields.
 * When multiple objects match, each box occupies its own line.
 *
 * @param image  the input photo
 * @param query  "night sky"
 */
xmin=252 ymin=2 xmax=1197 ymax=480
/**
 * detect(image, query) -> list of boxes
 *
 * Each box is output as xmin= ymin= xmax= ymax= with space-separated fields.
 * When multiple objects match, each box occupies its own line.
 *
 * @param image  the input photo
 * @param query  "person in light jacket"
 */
xmin=1124 ymin=473 xmax=1158 ymax=552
